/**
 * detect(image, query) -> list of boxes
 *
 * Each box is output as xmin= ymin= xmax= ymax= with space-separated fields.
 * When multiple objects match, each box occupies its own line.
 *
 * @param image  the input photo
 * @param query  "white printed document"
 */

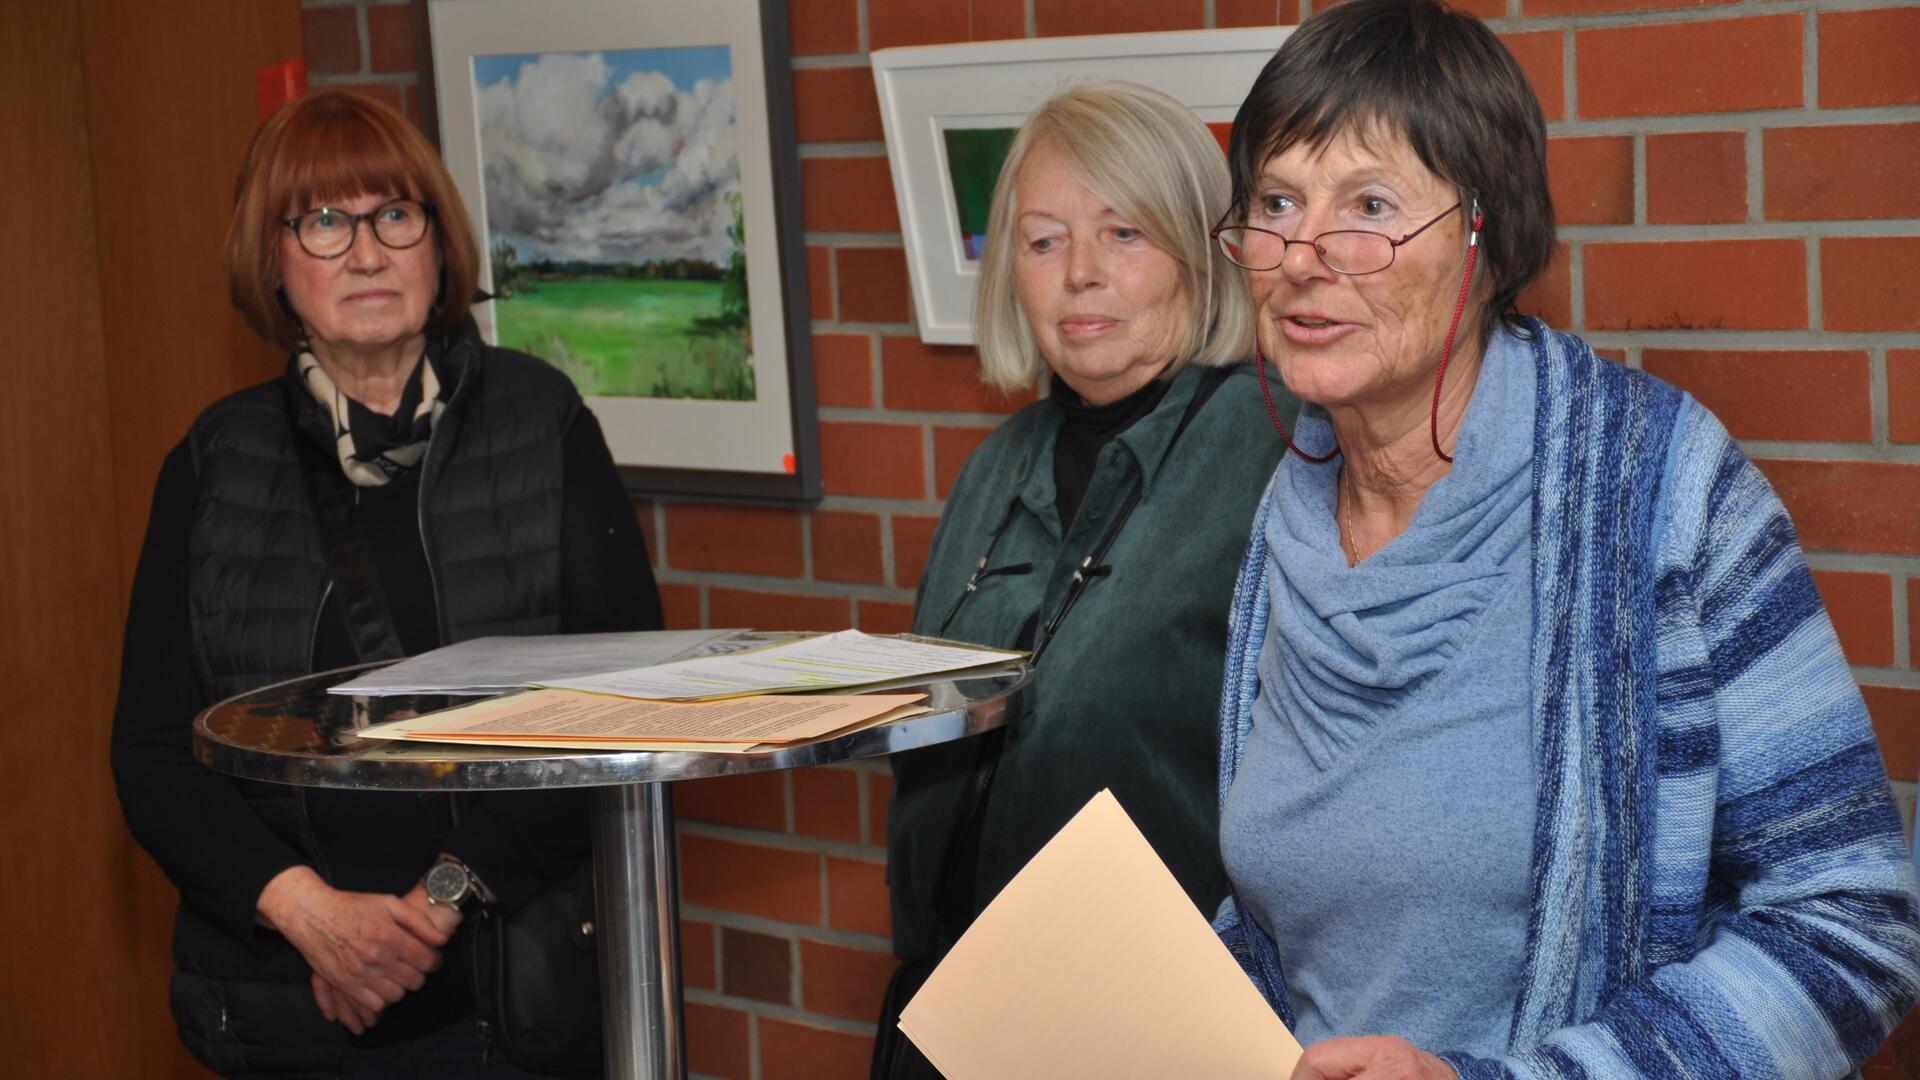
xmin=899 ymin=790 xmax=1303 ymax=1079
xmin=539 ymin=630 xmax=1023 ymax=701
xmin=328 ymin=629 xmax=740 ymax=696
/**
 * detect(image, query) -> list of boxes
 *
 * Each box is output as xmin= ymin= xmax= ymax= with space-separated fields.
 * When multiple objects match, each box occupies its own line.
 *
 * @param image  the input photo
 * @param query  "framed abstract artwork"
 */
xmin=429 ymin=0 xmax=819 ymax=502
xmin=871 ymin=27 xmax=1293 ymax=346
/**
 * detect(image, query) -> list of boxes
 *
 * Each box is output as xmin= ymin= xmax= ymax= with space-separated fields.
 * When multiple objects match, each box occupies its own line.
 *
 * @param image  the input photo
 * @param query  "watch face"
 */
xmin=425 ymin=861 xmax=469 ymax=904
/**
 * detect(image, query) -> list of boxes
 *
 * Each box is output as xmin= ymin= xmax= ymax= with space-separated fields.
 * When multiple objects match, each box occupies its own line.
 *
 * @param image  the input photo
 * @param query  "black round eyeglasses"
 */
xmin=283 ymin=199 xmax=434 ymax=260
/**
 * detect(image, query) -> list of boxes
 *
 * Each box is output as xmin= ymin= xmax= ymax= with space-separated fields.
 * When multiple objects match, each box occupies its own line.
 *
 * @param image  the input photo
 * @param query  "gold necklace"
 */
xmin=1340 ymin=466 xmax=1361 ymax=567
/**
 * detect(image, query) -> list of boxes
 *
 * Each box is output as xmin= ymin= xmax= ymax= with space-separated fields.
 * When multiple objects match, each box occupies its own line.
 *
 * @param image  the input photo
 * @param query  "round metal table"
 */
xmin=194 ymin=657 xmax=1028 ymax=1080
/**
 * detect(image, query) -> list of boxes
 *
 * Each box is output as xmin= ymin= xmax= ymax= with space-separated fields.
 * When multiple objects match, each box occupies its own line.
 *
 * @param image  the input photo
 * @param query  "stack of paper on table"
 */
xmin=540 ymin=629 xmax=1024 ymax=700
xmin=352 ymin=688 xmax=931 ymax=753
xmin=328 ymin=629 xmax=741 ymax=696
xmin=899 ymin=789 xmax=1303 ymax=1079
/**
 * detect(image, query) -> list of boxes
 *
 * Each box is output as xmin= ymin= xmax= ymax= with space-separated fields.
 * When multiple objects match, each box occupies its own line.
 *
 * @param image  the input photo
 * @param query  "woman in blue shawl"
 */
xmin=1209 ymin=2 xmax=1920 ymax=1077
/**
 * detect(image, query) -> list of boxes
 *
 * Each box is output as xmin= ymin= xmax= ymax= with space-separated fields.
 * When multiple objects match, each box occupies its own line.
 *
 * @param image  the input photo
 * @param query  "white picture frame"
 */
xmin=871 ymin=27 xmax=1294 ymax=346
xmin=429 ymin=0 xmax=820 ymax=502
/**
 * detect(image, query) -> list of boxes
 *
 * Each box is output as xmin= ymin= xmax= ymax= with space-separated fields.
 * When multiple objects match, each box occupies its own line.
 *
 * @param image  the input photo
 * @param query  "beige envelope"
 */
xmin=901 ymin=789 xmax=1303 ymax=1078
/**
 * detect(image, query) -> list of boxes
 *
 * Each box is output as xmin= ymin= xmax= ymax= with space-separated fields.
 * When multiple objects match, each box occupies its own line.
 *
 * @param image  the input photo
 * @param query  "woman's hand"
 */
xmin=400 ymin=879 xmax=464 ymax=938
xmin=257 ymin=866 xmax=449 ymax=1016
xmin=1292 ymin=1036 xmax=1459 ymax=1080
xmin=311 ymin=972 xmax=380 ymax=1035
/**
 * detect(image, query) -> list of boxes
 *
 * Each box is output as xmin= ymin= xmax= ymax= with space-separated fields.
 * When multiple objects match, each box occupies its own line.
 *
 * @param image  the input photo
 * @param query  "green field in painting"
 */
xmin=494 ymin=277 xmax=755 ymax=401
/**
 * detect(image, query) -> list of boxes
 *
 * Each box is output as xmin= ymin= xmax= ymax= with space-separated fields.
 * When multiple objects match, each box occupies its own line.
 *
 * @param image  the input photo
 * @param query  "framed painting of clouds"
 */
xmin=429 ymin=0 xmax=819 ymax=502
xmin=872 ymin=27 xmax=1293 ymax=346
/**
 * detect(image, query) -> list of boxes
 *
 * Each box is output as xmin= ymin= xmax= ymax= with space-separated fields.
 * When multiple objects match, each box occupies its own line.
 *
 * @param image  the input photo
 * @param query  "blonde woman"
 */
xmin=874 ymin=82 xmax=1300 ymax=1079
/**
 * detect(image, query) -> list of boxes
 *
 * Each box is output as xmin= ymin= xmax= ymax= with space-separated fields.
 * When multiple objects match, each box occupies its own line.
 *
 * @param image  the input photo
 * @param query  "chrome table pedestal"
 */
xmin=196 ymin=654 xmax=1027 ymax=1080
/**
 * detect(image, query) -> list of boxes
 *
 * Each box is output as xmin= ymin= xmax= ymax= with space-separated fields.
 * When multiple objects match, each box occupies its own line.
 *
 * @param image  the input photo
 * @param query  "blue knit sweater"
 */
xmin=1213 ymin=321 xmax=1920 ymax=1078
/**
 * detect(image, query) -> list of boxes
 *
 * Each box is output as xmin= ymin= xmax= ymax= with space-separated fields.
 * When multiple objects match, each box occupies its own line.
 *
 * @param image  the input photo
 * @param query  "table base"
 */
xmin=594 ymin=783 xmax=684 ymax=1080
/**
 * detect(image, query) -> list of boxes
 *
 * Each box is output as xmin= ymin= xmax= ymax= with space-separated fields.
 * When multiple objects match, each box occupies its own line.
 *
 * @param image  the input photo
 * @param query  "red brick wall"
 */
xmin=305 ymin=1 xmax=1919 ymax=1075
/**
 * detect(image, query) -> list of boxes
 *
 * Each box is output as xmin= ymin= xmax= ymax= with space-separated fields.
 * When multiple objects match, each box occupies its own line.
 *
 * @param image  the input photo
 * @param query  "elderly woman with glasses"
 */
xmin=873 ymin=81 xmax=1299 ymax=1079
xmin=110 ymin=90 xmax=661 ymax=1076
xmin=1208 ymin=3 xmax=1919 ymax=1078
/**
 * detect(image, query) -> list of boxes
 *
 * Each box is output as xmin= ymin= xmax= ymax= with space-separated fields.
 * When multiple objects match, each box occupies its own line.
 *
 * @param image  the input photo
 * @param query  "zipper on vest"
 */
xmin=417 ymin=438 xmax=445 ymax=643
xmin=308 ymin=579 xmax=334 ymax=669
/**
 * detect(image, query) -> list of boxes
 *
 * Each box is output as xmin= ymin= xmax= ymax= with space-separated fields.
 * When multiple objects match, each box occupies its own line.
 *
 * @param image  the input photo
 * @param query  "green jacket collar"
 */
xmin=1009 ymin=364 xmax=1216 ymax=536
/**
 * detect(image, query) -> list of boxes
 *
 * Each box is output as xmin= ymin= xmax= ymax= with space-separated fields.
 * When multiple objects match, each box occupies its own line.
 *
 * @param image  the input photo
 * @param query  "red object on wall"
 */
xmin=255 ymin=58 xmax=307 ymax=119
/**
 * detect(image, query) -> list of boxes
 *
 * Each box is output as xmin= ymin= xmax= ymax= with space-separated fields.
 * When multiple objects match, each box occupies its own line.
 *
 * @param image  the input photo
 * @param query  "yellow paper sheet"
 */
xmin=354 ymin=688 xmax=928 ymax=750
xmin=900 ymin=789 xmax=1303 ymax=1079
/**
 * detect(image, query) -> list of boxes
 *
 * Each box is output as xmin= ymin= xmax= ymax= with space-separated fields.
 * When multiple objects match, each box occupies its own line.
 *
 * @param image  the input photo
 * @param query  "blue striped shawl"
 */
xmin=1213 ymin=322 xmax=1920 ymax=1078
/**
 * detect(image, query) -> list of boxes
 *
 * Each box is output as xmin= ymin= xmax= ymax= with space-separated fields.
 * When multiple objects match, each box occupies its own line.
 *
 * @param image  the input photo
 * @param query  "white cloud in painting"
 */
xmin=476 ymin=51 xmax=739 ymax=266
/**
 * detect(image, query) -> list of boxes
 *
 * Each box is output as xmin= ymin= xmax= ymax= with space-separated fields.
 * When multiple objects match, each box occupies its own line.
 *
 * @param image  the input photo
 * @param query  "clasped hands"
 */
xmin=257 ymin=865 xmax=465 ymax=1035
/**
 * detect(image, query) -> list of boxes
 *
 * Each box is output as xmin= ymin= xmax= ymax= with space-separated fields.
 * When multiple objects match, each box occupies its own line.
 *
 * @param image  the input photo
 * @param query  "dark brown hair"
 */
xmin=1225 ymin=0 xmax=1555 ymax=336
xmin=226 ymin=90 xmax=480 ymax=350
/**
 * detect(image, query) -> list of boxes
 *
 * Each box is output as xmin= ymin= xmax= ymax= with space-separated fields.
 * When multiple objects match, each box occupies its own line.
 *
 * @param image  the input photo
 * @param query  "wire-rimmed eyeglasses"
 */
xmin=283 ymin=199 xmax=435 ymax=260
xmin=1210 ymin=202 xmax=1461 ymax=275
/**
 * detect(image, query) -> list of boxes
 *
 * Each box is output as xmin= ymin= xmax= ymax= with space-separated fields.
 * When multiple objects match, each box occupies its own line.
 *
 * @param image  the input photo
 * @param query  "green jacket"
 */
xmin=887 ymin=361 xmax=1294 ymax=966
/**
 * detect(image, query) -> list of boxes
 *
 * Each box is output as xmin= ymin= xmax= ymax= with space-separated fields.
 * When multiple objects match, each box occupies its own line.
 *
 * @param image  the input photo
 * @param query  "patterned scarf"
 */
xmin=297 ymin=350 xmax=446 ymax=487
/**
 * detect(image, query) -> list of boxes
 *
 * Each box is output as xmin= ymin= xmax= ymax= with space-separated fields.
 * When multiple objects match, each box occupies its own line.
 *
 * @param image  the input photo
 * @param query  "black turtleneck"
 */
xmin=1050 ymin=372 xmax=1171 ymax=532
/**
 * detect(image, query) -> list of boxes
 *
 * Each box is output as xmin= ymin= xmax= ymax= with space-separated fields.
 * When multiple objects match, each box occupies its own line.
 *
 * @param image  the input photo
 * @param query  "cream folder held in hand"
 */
xmin=899 ymin=789 xmax=1303 ymax=1079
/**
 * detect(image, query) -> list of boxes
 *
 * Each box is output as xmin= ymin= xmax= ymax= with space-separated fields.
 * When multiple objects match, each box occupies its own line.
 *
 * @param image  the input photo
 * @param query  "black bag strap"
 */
xmin=927 ymin=364 xmax=1235 ymax=950
xmin=293 ymin=426 xmax=407 ymax=664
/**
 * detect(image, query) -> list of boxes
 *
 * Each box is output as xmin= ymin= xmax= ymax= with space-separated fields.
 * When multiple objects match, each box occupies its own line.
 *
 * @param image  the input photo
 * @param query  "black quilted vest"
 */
xmin=170 ymin=321 xmax=577 ymax=1075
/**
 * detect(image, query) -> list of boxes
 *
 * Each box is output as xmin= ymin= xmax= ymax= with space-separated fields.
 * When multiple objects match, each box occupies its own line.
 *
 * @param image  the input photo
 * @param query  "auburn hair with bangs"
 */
xmin=226 ymin=89 xmax=480 ymax=350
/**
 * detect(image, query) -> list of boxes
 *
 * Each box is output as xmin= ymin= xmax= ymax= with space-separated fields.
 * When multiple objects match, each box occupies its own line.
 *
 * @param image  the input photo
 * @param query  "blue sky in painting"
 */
xmin=473 ymin=45 xmax=731 ymax=99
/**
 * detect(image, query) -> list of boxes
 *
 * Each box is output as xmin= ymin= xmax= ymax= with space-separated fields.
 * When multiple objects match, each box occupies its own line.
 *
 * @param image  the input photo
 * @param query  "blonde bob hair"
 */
xmin=974 ymin=82 xmax=1252 ymax=391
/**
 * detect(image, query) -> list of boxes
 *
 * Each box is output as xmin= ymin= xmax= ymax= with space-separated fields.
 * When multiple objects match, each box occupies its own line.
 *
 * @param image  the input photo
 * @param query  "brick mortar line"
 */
xmin=654 ymin=493 xmax=939 ymax=515
xmin=309 ymin=73 xmax=413 ymax=86
xmin=855 ymin=762 xmax=874 ymax=856
xmin=1896 ymin=576 xmax=1912 ymax=668
xmin=799 ymin=506 xmax=815 ymax=581
xmin=1582 ymin=330 xmax=1920 ymax=349
xmin=1569 ymin=239 xmax=1585 ymax=329
xmin=809 ymin=319 xmax=918 ymax=336
xmin=354 ymin=1 xmax=371 ymax=75
xmin=1804 ymin=552 xmax=1920 ymax=574
xmin=818 ymin=405 xmax=1020 ymax=424
xmin=879 ymin=504 xmax=901 ymax=591
xmin=787 ymin=54 xmax=868 ymax=70
xmin=1632 ymin=133 xmax=1647 ymax=227
xmin=920 ymin=426 xmax=938 ymax=506
xmin=653 ymin=569 xmax=917 ymax=603
xmin=1739 ymin=441 xmax=1920 ymax=463
xmin=1803 ymin=1 xmax=1819 ymax=118
xmin=747 ymin=1004 xmax=762 ymax=1080
xmin=797 ymin=141 xmax=889 ymax=158
xmin=1808 ymin=236 xmax=1823 ymax=332
xmin=679 ymin=906 xmax=892 ymax=952
xmin=805 ymin=232 xmax=906 ymax=246
xmin=1745 ymin=128 xmax=1765 ymax=227
xmin=1559 ymin=221 xmax=1920 ymax=241
xmin=1481 ymin=0 xmax=1893 ymax=35
xmin=682 ymin=989 xmax=879 ymax=1038
xmin=1871 ymin=350 xmax=1891 ymax=448
xmin=1854 ymin=666 xmax=1920 ymax=689
xmin=1893 ymin=572 xmax=1912 ymax=670
xmin=856 ymin=0 xmax=870 ymax=54
xmin=680 ymin=819 xmax=890 ymax=859
xmin=1560 ymin=20 xmax=1577 ymax=122
xmin=1543 ymin=106 xmax=1920 ymax=138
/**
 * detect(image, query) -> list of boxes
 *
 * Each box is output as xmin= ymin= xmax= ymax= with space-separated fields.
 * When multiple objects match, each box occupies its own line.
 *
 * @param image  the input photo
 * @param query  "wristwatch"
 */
xmin=421 ymin=855 xmax=494 ymax=915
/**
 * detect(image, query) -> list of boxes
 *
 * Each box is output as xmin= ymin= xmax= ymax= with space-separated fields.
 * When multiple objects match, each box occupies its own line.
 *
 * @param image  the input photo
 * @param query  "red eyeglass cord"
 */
xmin=1256 ymin=212 xmax=1485 ymax=466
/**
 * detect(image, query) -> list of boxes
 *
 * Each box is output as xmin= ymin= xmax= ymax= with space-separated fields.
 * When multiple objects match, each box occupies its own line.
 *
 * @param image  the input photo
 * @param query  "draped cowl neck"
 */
xmin=1260 ymin=326 xmax=1536 ymax=769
